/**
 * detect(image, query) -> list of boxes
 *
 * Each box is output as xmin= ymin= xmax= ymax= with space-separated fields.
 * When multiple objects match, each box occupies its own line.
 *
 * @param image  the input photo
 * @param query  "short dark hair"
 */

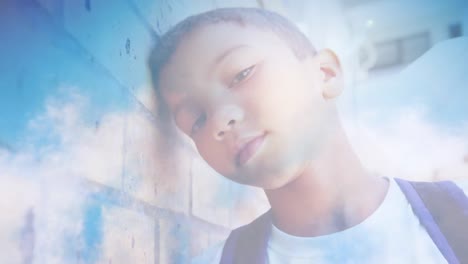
xmin=148 ymin=7 xmax=317 ymax=134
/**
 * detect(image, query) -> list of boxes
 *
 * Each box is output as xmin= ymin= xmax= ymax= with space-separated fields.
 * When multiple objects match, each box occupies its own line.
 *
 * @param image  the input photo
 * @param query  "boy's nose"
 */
xmin=212 ymin=104 xmax=244 ymax=141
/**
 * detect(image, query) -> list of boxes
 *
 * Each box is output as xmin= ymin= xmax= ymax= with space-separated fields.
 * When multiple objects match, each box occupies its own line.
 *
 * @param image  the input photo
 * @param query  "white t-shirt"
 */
xmin=192 ymin=178 xmax=468 ymax=264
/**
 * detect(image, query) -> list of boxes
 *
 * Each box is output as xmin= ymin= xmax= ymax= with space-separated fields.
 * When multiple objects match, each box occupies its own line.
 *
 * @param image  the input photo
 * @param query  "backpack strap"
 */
xmin=395 ymin=178 xmax=468 ymax=264
xmin=220 ymin=210 xmax=272 ymax=264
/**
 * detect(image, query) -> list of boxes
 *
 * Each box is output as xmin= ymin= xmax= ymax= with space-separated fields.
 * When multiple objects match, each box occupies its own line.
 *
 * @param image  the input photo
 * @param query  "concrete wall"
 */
xmin=1 ymin=1 xmax=467 ymax=263
xmin=0 ymin=0 xmax=267 ymax=263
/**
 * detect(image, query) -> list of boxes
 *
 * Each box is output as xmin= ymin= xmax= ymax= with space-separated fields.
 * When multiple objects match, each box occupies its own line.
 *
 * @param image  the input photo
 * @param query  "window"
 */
xmin=368 ymin=32 xmax=431 ymax=70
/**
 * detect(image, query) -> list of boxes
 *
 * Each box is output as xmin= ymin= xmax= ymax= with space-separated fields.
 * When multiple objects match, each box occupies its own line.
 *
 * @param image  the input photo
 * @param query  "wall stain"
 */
xmin=156 ymin=21 xmax=161 ymax=33
xmin=85 ymin=0 xmax=91 ymax=11
xmin=125 ymin=38 xmax=131 ymax=55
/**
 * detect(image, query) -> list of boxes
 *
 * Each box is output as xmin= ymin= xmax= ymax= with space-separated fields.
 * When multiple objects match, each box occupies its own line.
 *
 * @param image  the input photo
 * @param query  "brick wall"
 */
xmin=0 ymin=0 xmax=268 ymax=263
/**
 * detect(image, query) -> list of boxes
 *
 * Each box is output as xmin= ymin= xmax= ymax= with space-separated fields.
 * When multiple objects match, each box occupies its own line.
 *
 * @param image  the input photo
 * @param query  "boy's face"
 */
xmin=159 ymin=23 xmax=342 ymax=189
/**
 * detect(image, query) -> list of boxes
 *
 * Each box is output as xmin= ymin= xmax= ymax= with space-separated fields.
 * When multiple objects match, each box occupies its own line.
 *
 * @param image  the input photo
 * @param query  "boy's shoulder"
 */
xmin=191 ymin=178 xmax=468 ymax=264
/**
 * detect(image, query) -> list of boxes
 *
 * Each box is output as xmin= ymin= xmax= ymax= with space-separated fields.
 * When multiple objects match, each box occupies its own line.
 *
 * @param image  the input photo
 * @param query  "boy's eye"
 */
xmin=191 ymin=113 xmax=206 ymax=135
xmin=230 ymin=65 xmax=256 ymax=87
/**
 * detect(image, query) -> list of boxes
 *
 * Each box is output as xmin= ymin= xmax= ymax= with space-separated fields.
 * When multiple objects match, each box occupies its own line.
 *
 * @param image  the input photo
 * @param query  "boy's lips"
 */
xmin=235 ymin=133 xmax=267 ymax=166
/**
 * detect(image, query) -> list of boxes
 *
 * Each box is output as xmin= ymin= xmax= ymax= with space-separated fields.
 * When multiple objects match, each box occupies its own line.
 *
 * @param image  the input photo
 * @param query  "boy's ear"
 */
xmin=316 ymin=49 xmax=344 ymax=100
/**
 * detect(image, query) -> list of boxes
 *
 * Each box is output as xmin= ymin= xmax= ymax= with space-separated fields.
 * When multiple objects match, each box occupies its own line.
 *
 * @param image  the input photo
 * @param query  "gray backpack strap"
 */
xmin=396 ymin=178 xmax=468 ymax=264
xmin=220 ymin=210 xmax=272 ymax=264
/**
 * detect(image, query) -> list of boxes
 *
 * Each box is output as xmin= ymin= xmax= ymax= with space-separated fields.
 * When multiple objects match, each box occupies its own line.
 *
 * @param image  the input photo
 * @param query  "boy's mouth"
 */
xmin=235 ymin=133 xmax=267 ymax=167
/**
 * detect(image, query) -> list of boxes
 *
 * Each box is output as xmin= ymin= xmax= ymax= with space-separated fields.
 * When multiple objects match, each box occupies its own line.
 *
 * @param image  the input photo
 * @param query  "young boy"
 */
xmin=148 ymin=8 xmax=468 ymax=264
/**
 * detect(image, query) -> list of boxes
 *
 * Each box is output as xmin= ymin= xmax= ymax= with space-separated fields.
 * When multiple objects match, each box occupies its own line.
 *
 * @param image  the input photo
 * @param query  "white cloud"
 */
xmin=344 ymin=107 xmax=468 ymax=181
xmin=0 ymin=88 xmax=154 ymax=263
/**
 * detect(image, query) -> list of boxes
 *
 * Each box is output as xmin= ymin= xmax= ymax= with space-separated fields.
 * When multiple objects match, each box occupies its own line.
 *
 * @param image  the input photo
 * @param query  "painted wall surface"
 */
xmin=0 ymin=0 xmax=467 ymax=263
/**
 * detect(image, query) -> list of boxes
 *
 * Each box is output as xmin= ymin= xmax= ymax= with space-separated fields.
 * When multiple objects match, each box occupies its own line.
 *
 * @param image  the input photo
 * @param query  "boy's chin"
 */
xmin=227 ymin=162 xmax=302 ymax=190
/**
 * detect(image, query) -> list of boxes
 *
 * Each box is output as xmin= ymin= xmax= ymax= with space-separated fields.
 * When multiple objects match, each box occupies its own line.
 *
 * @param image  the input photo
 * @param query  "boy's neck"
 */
xmin=264 ymin=128 xmax=389 ymax=237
